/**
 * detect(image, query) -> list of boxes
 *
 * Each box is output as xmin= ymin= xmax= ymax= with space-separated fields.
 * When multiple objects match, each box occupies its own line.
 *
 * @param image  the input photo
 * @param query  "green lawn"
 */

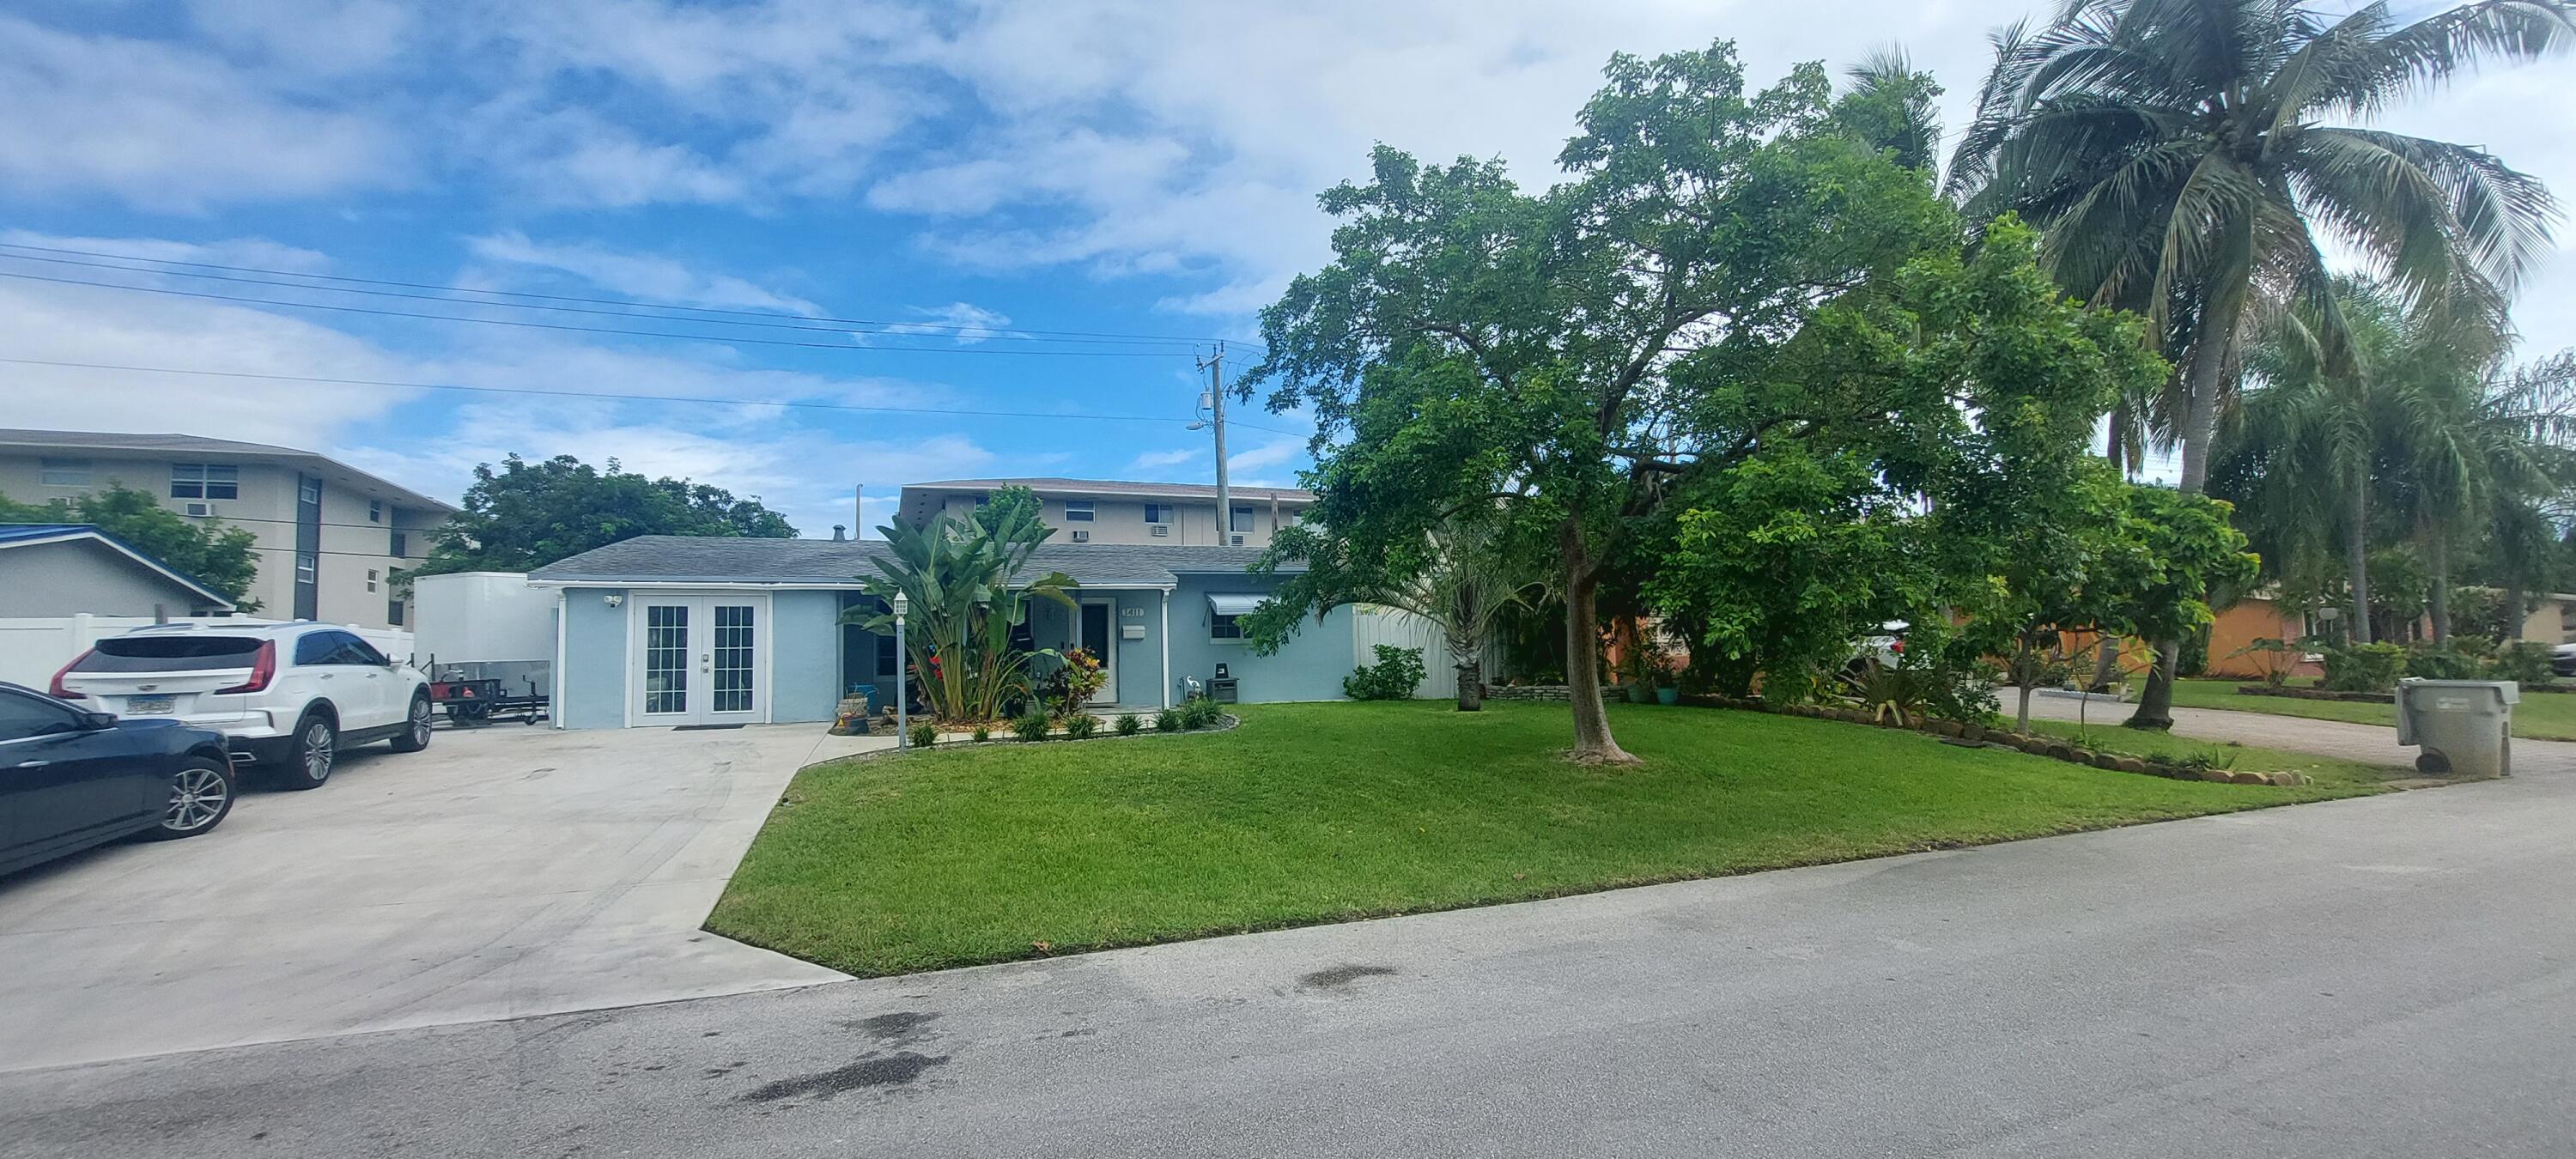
xmin=710 ymin=701 xmax=2399 ymax=977
xmin=2154 ymin=677 xmax=2576 ymax=740
xmin=2026 ymin=719 xmax=2398 ymax=789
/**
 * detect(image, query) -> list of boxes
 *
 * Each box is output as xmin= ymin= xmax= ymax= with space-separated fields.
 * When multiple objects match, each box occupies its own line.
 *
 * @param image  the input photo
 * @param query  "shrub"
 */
xmin=971 ymin=725 xmax=991 ymax=743
xmin=1043 ymin=647 xmax=1109 ymax=718
xmin=1181 ymin=696 xmax=1223 ymax=729
xmin=1155 ymin=709 xmax=1182 ymax=732
xmin=2227 ymin=637 xmax=2298 ymax=688
xmin=1115 ymin=713 xmax=1141 ymax=736
xmin=1342 ymin=644 xmax=1427 ymax=701
xmin=2489 ymin=640 xmax=2554 ymax=685
xmin=1064 ymin=713 xmax=1099 ymax=739
xmin=908 ymin=721 xmax=937 ymax=749
xmin=2403 ymin=644 xmax=2481 ymax=681
xmin=1012 ymin=711 xmax=1052 ymax=742
xmin=2320 ymin=642 xmax=2407 ymax=692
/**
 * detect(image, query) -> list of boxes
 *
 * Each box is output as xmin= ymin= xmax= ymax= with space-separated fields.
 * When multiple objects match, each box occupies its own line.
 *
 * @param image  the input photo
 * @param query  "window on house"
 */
xmin=295 ymin=552 xmax=317 ymax=584
xmin=171 ymin=463 xmax=239 ymax=500
xmin=390 ymin=531 xmax=408 ymax=558
xmin=1230 ymin=505 xmax=1254 ymax=533
xmin=298 ymin=476 xmax=321 ymax=505
xmin=1206 ymin=594 xmax=1261 ymax=640
xmin=1063 ymin=500 xmax=1095 ymax=522
xmin=1209 ymin=613 xmax=1242 ymax=640
xmin=39 ymin=458 xmax=90 ymax=486
xmin=876 ymin=630 xmax=898 ymax=677
xmin=366 ymin=569 xmax=379 ymax=593
xmin=1144 ymin=502 xmax=1169 ymax=524
xmin=368 ymin=499 xmax=382 ymax=523
xmin=387 ymin=598 xmax=404 ymax=626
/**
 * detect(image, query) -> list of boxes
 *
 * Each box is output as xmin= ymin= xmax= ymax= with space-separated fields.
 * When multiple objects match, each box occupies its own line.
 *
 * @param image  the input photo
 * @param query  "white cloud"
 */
xmin=873 ymin=302 xmax=1022 ymax=345
xmin=0 ymin=230 xmax=332 ymax=274
xmin=0 ymin=15 xmax=398 ymax=210
xmin=1127 ymin=447 xmax=1204 ymax=472
xmin=465 ymin=232 xmax=822 ymax=314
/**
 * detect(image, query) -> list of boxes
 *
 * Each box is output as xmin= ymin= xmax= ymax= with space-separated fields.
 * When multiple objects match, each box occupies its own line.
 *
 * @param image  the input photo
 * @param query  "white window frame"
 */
xmin=39 ymin=458 xmax=89 ymax=487
xmin=1063 ymin=499 xmax=1096 ymax=522
xmin=1144 ymin=502 xmax=1170 ymax=525
xmin=298 ymin=475 xmax=322 ymax=505
xmin=368 ymin=498 xmax=383 ymax=523
xmin=295 ymin=552 xmax=318 ymax=583
xmin=171 ymin=463 xmax=240 ymax=501
xmin=1230 ymin=505 xmax=1254 ymax=533
xmin=366 ymin=568 xmax=379 ymax=592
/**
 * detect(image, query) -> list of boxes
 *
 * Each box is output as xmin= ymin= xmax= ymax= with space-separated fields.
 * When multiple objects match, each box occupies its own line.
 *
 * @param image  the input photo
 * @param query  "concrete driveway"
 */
xmin=0 ymin=723 xmax=858 ymax=1071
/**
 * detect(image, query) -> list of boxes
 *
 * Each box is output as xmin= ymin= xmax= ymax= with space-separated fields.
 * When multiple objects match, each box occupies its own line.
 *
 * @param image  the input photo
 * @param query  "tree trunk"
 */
xmin=2427 ymin=529 xmax=2450 ymax=646
xmin=2346 ymin=469 xmax=2372 ymax=646
xmin=2132 ymin=288 xmax=2245 ymax=730
xmin=2506 ymin=579 xmax=2526 ymax=640
xmin=2088 ymin=634 xmax=2121 ymax=692
xmin=1560 ymin=520 xmax=1635 ymax=764
xmin=2014 ymin=637 xmax=2036 ymax=734
xmin=1455 ymin=653 xmax=1484 ymax=712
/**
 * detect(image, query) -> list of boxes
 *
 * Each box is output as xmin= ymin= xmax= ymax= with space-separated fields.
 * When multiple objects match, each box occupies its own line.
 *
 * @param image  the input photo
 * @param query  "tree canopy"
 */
xmin=416 ymin=453 xmax=796 ymax=576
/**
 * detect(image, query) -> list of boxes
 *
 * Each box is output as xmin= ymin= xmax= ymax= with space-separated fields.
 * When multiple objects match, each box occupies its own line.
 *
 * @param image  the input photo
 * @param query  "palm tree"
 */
xmin=2401 ymin=345 xmax=2576 ymax=639
xmin=1950 ymin=0 xmax=2573 ymax=722
xmin=849 ymin=507 xmax=1076 ymax=722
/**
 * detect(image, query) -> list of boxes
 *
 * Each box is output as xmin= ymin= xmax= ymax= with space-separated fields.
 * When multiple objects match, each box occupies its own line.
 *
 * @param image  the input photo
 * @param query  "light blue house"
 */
xmin=527 ymin=537 xmax=1370 ymax=729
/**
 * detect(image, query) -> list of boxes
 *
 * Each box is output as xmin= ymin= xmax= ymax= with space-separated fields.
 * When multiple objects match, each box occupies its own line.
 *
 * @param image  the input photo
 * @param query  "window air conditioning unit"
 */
xmin=1071 ymin=529 xmax=1091 ymax=543
xmin=1229 ymin=534 xmax=1246 ymax=546
xmin=184 ymin=501 xmax=213 ymax=518
xmin=1150 ymin=524 xmax=1170 ymax=537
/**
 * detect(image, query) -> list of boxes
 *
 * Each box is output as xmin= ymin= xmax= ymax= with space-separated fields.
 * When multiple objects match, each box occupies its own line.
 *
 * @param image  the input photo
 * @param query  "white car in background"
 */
xmin=53 ymin=622 xmax=433 ymax=789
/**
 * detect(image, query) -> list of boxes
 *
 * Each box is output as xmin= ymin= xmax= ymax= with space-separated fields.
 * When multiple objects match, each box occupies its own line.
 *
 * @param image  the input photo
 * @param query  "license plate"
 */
xmin=125 ymin=695 xmax=176 ymax=715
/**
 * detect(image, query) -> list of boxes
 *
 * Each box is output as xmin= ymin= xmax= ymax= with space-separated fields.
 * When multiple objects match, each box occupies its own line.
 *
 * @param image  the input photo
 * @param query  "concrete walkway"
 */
xmin=2018 ymin=689 xmax=2576 ymax=773
xmin=0 ymin=723 xmax=851 ymax=1071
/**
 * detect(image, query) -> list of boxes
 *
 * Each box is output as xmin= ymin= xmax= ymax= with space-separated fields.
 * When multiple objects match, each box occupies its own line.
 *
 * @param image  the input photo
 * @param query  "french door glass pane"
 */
xmin=644 ymin=605 xmax=690 ymax=714
xmin=713 ymin=604 xmax=756 ymax=713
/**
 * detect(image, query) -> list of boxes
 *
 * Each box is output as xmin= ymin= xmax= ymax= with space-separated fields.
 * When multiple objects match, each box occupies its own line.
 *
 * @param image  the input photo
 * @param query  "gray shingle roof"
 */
xmin=528 ymin=536 xmax=1291 ymax=587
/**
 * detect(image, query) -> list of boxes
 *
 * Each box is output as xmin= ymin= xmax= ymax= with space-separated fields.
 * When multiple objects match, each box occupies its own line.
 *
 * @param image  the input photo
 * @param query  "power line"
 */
xmin=0 ymin=357 xmax=1261 ymax=428
xmin=0 ymin=251 xmax=1205 ymax=349
xmin=0 ymin=270 xmax=1193 ymax=358
xmin=0 ymin=240 xmax=1264 ymax=350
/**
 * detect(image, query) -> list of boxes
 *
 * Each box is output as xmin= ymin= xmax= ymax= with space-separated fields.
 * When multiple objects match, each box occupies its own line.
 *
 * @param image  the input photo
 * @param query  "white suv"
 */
xmin=53 ymin=622 xmax=433 ymax=790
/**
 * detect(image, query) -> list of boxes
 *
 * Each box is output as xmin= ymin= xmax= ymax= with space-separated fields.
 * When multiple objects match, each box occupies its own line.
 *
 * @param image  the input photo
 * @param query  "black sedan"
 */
xmin=1 ymin=681 xmax=236 ymax=877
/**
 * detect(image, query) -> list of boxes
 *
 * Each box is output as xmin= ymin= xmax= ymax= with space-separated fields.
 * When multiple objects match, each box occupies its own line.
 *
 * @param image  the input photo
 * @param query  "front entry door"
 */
xmin=633 ymin=596 xmax=769 ymax=725
xmin=1078 ymin=602 xmax=1118 ymax=706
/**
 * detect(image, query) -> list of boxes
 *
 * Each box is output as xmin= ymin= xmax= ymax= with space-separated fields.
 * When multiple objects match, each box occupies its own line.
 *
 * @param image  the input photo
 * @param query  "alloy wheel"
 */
xmin=302 ymin=721 xmax=336 ymax=781
xmin=164 ymin=766 xmax=229 ymax=832
xmin=409 ymin=700 xmax=431 ymax=745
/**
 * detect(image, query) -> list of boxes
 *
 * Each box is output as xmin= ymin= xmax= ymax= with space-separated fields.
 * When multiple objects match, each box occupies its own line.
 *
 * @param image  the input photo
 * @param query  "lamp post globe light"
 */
xmin=890 ymin=592 xmax=909 ymax=751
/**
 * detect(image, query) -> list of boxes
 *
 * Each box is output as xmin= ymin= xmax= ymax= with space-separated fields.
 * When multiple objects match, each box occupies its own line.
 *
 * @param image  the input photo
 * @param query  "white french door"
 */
xmin=629 ymin=593 xmax=769 ymax=725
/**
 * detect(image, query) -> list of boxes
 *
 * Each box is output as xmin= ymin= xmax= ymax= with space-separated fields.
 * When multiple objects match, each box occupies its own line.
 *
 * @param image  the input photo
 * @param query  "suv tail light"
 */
xmin=217 ymin=640 xmax=277 ymax=695
xmin=48 ymin=651 xmax=91 ymax=699
xmin=1889 ymin=640 xmax=1905 ymax=653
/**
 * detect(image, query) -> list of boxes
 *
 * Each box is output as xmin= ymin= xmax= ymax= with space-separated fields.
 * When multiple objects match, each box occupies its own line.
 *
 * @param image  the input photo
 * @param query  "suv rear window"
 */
xmin=76 ymin=636 xmax=264 ymax=671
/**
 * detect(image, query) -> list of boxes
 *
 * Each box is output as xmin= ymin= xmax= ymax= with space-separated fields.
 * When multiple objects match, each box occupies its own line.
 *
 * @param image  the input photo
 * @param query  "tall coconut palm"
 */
xmin=1950 ymin=0 xmax=2573 ymax=723
xmin=2398 ymin=345 xmax=2576 ymax=639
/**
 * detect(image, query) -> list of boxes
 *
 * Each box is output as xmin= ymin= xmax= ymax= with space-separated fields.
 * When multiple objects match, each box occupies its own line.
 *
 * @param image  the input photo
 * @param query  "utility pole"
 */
xmin=854 ymin=482 xmax=864 ymax=538
xmin=1199 ymin=342 xmax=1231 ymax=546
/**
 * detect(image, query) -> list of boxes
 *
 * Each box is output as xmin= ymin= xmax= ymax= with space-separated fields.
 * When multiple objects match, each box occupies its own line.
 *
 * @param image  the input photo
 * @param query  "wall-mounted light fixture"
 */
xmin=604 ymin=593 xmax=624 ymax=608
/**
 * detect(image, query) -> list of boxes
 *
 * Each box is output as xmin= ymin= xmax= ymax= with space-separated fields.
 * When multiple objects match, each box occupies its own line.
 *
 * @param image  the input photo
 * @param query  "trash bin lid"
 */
xmin=2397 ymin=677 xmax=2521 ymax=706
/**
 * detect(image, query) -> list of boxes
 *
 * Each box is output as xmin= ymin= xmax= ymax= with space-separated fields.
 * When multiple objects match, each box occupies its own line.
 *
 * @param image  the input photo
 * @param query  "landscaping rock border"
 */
xmin=1488 ymin=684 xmax=1574 ymax=702
xmin=812 ymin=713 xmax=1242 ymax=768
xmin=1683 ymin=694 xmax=2306 ymax=786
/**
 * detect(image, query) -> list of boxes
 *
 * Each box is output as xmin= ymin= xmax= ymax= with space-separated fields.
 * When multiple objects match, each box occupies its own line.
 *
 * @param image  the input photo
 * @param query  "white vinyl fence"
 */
xmin=0 ymin=615 xmax=416 ymax=690
xmin=1350 ymin=604 xmax=1505 ymax=701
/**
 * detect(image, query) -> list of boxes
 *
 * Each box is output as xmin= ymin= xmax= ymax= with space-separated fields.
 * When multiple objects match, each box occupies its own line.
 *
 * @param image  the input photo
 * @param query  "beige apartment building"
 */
xmin=896 ymin=477 xmax=1313 ymax=548
xmin=0 ymin=430 xmax=455 ymax=629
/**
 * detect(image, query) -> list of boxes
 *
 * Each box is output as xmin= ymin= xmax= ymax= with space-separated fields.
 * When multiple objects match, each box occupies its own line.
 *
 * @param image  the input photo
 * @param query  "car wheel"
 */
xmin=276 ymin=712 xmax=337 ymax=790
xmin=143 ymin=756 xmax=235 ymax=840
xmin=389 ymin=694 xmax=433 ymax=753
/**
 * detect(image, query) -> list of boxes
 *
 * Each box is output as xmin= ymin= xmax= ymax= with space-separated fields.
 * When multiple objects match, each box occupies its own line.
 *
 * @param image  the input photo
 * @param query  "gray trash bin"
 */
xmin=2395 ymin=678 xmax=2518 ymax=777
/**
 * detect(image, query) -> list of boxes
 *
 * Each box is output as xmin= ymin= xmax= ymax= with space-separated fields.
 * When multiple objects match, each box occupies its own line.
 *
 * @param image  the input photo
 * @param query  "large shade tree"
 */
xmin=1948 ymin=0 xmax=2573 ymax=724
xmin=1247 ymin=42 xmax=1955 ymax=762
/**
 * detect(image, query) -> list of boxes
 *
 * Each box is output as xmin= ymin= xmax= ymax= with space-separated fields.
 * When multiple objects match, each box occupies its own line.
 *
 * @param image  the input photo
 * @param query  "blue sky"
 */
xmin=4 ymin=0 xmax=2569 ymax=538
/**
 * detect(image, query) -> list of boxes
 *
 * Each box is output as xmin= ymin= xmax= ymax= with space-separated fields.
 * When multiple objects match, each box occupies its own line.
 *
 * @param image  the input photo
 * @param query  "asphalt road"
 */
xmin=5 ymin=739 xmax=2570 ymax=1157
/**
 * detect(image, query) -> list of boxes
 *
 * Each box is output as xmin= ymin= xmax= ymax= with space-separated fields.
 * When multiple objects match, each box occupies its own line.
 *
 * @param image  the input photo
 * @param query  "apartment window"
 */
xmin=1230 ymin=505 xmax=1254 ymax=533
xmin=295 ymin=552 xmax=318 ymax=583
xmin=299 ymin=476 xmax=322 ymax=505
xmin=390 ymin=531 xmax=408 ymax=558
xmin=366 ymin=569 xmax=379 ymax=593
xmin=972 ymin=494 xmax=991 ymax=507
xmin=39 ymin=458 xmax=90 ymax=486
xmin=387 ymin=598 xmax=405 ymax=627
xmin=876 ymin=630 xmax=898 ymax=677
xmin=1063 ymin=500 xmax=1095 ymax=522
xmin=171 ymin=463 xmax=240 ymax=500
xmin=368 ymin=499 xmax=382 ymax=524
xmin=1144 ymin=502 xmax=1170 ymax=524
xmin=1210 ymin=613 xmax=1243 ymax=640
